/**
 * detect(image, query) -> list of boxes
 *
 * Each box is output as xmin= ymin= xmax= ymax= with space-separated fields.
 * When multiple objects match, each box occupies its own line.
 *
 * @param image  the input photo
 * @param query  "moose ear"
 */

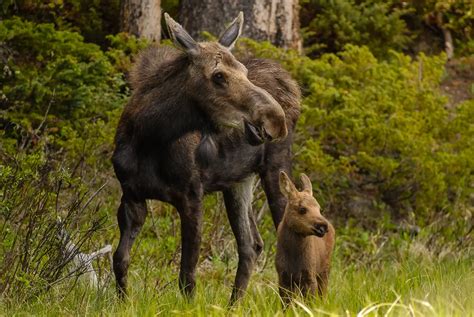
xmin=300 ymin=173 xmax=313 ymax=195
xmin=279 ymin=171 xmax=297 ymax=199
xmin=219 ymin=11 xmax=244 ymax=49
xmin=164 ymin=13 xmax=199 ymax=55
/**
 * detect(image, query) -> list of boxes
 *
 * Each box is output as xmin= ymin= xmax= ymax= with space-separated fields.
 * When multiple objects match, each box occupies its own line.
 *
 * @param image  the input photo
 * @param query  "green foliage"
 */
xmin=106 ymin=32 xmax=150 ymax=73
xmin=0 ymin=151 xmax=110 ymax=300
xmin=237 ymin=40 xmax=473 ymax=228
xmin=1 ymin=249 xmax=472 ymax=315
xmin=0 ymin=17 xmax=125 ymax=155
xmin=0 ymin=18 xmax=150 ymax=301
xmin=300 ymin=0 xmax=474 ymax=58
xmin=161 ymin=0 xmax=180 ymax=17
xmin=1 ymin=0 xmax=121 ymax=44
xmin=410 ymin=0 xmax=474 ymax=56
xmin=300 ymin=0 xmax=413 ymax=58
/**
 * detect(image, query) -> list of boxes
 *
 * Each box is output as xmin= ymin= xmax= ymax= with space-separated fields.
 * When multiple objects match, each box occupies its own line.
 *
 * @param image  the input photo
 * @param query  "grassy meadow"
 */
xmin=2 ymin=242 xmax=472 ymax=316
xmin=1 ymin=196 xmax=473 ymax=316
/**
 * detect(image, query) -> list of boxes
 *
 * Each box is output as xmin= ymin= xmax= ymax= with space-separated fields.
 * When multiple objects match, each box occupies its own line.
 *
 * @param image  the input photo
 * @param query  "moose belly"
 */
xmin=130 ymin=131 xmax=265 ymax=199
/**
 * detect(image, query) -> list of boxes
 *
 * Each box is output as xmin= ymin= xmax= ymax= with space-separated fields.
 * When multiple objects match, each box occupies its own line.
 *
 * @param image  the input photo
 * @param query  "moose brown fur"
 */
xmin=112 ymin=12 xmax=300 ymax=304
xmin=276 ymin=172 xmax=335 ymax=304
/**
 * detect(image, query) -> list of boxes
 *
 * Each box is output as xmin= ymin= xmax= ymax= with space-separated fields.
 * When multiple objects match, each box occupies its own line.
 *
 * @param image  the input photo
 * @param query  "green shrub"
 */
xmin=300 ymin=0 xmax=413 ymax=58
xmin=106 ymin=32 xmax=150 ymax=73
xmin=0 ymin=0 xmax=121 ymax=45
xmin=0 ymin=19 xmax=146 ymax=301
xmin=0 ymin=151 xmax=110 ymax=300
xmin=0 ymin=17 xmax=125 ymax=156
xmin=237 ymin=40 xmax=473 ymax=229
xmin=409 ymin=0 xmax=474 ymax=57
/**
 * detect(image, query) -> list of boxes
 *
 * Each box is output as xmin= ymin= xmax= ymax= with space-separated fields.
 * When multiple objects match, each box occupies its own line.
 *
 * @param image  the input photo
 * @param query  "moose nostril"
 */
xmin=318 ymin=224 xmax=328 ymax=233
xmin=313 ymin=223 xmax=328 ymax=237
xmin=261 ymin=127 xmax=273 ymax=141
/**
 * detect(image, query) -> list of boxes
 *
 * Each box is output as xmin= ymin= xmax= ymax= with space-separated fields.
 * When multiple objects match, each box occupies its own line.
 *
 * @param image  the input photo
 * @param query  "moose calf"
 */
xmin=276 ymin=171 xmax=335 ymax=304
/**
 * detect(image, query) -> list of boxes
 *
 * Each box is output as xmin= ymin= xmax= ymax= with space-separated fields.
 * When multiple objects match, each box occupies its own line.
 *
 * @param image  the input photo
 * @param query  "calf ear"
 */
xmin=219 ymin=12 xmax=243 ymax=49
xmin=164 ymin=13 xmax=199 ymax=55
xmin=300 ymin=173 xmax=313 ymax=195
xmin=279 ymin=171 xmax=297 ymax=199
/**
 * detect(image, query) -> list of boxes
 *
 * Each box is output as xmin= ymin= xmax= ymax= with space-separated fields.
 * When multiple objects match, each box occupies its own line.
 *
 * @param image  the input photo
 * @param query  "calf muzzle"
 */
xmin=312 ymin=223 xmax=328 ymax=237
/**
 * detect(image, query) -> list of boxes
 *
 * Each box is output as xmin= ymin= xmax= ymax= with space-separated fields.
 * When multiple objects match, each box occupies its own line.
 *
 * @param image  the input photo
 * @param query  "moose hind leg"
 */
xmin=223 ymin=176 xmax=261 ymax=304
xmin=113 ymin=196 xmax=147 ymax=297
xmin=176 ymin=197 xmax=203 ymax=298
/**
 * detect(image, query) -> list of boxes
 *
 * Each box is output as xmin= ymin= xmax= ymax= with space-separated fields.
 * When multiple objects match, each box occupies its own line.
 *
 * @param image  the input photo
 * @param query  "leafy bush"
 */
xmin=0 ymin=17 xmax=126 ymax=156
xmin=409 ymin=0 xmax=474 ymax=56
xmin=0 ymin=18 xmax=140 ymax=300
xmin=0 ymin=0 xmax=121 ymax=45
xmin=0 ymin=152 xmax=110 ymax=300
xmin=300 ymin=0 xmax=413 ymax=58
xmin=237 ymin=40 xmax=473 ymax=230
xmin=106 ymin=32 xmax=150 ymax=73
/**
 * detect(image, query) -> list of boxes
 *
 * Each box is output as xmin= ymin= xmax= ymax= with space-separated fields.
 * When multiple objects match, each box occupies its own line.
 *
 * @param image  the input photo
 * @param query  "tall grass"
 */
xmin=2 ymin=234 xmax=472 ymax=316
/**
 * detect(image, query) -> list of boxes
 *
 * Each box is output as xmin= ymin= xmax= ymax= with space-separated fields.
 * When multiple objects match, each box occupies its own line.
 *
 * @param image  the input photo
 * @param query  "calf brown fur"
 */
xmin=276 ymin=171 xmax=335 ymax=304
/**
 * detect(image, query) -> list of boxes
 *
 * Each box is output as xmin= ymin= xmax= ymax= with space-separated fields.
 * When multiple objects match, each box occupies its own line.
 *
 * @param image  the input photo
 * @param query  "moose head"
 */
xmin=164 ymin=12 xmax=288 ymax=145
xmin=279 ymin=171 xmax=330 ymax=238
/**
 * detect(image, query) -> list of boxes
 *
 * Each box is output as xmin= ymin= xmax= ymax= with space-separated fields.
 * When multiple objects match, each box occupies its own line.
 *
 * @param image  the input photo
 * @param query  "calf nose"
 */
xmin=313 ymin=223 xmax=328 ymax=237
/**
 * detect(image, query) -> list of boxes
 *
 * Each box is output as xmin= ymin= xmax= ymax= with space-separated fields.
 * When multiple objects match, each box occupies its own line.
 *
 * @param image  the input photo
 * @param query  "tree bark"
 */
xmin=435 ymin=12 xmax=454 ymax=60
xmin=179 ymin=0 xmax=301 ymax=51
xmin=120 ymin=0 xmax=161 ymax=42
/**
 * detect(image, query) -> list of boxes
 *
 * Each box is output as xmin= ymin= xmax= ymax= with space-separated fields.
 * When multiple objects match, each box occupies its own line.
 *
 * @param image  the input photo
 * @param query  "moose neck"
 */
xmin=134 ymin=58 xmax=214 ymax=146
xmin=279 ymin=219 xmax=311 ymax=255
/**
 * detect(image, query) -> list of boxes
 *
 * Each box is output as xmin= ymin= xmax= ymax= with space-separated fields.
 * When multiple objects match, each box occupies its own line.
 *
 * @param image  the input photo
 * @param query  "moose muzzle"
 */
xmin=244 ymin=86 xmax=287 ymax=146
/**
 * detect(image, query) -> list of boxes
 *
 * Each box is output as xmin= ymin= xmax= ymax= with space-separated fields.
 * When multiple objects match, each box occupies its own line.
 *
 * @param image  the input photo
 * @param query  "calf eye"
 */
xmin=212 ymin=72 xmax=226 ymax=85
xmin=298 ymin=207 xmax=307 ymax=214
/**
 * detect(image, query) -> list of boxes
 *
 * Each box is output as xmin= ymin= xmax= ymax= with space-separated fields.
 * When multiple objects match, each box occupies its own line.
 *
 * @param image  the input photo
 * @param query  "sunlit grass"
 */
xmin=2 ymin=197 xmax=472 ymax=316
xmin=2 ymin=252 xmax=472 ymax=316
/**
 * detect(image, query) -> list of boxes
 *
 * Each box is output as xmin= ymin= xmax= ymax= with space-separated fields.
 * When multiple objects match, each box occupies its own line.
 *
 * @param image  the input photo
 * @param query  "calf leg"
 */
xmin=176 ymin=196 xmax=203 ymax=298
xmin=113 ymin=196 xmax=147 ymax=297
xmin=223 ymin=176 xmax=261 ymax=304
xmin=279 ymin=271 xmax=293 ymax=307
xmin=316 ymin=270 xmax=329 ymax=297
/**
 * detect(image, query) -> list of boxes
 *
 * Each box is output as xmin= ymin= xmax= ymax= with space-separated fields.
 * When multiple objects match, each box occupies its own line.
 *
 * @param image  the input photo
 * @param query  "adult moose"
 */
xmin=112 ymin=12 xmax=300 ymax=303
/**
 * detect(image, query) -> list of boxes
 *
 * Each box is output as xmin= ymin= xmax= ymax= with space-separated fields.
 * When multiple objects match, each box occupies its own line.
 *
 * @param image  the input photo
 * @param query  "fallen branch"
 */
xmin=58 ymin=221 xmax=112 ymax=287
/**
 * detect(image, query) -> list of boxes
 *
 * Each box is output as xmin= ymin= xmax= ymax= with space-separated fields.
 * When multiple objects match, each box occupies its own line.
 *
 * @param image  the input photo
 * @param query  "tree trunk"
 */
xmin=435 ymin=12 xmax=454 ymax=60
xmin=179 ymin=0 xmax=301 ymax=51
xmin=120 ymin=0 xmax=161 ymax=42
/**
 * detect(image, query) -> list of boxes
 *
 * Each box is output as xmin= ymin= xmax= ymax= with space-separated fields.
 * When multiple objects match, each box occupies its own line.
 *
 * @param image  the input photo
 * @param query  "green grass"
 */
xmin=2 ymin=197 xmax=472 ymax=316
xmin=2 ymin=249 xmax=472 ymax=316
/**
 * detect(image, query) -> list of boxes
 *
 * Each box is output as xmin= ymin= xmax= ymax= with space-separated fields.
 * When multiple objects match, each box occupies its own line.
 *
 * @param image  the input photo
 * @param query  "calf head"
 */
xmin=279 ymin=171 xmax=329 ymax=237
xmin=164 ymin=12 xmax=287 ymax=145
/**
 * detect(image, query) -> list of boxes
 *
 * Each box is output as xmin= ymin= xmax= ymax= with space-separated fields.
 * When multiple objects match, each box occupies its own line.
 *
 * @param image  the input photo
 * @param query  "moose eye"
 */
xmin=212 ymin=72 xmax=226 ymax=85
xmin=298 ymin=207 xmax=307 ymax=214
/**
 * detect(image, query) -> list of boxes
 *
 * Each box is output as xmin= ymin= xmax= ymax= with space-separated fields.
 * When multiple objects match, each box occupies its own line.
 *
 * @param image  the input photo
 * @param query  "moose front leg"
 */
xmin=260 ymin=166 xmax=292 ymax=229
xmin=260 ymin=139 xmax=294 ymax=229
xmin=176 ymin=197 xmax=203 ymax=298
xmin=223 ymin=176 xmax=262 ymax=304
xmin=113 ymin=196 xmax=148 ymax=297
